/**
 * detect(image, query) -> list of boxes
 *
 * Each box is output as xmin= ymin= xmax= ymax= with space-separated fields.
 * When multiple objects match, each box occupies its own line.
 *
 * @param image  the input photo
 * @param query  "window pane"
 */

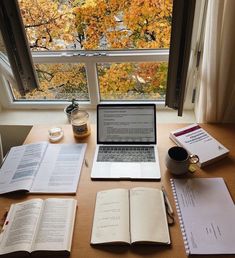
xmin=16 ymin=0 xmax=173 ymax=103
xmin=97 ymin=62 xmax=168 ymax=100
xmin=12 ymin=63 xmax=89 ymax=101
xmin=18 ymin=0 xmax=173 ymax=51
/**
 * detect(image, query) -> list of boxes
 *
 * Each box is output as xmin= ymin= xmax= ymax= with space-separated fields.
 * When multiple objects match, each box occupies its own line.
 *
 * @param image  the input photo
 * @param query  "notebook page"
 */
xmin=171 ymin=178 xmax=235 ymax=255
xmin=91 ymin=189 xmax=130 ymax=244
xmin=129 ymin=187 xmax=170 ymax=244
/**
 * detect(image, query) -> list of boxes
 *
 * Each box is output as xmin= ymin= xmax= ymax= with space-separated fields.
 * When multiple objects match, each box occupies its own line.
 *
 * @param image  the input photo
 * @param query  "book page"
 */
xmin=0 ymin=142 xmax=48 ymax=194
xmin=31 ymin=144 xmax=87 ymax=193
xmin=91 ymin=189 xmax=130 ymax=244
xmin=32 ymin=198 xmax=77 ymax=252
xmin=0 ymin=199 xmax=43 ymax=255
xmin=129 ymin=187 xmax=170 ymax=244
xmin=171 ymin=178 xmax=235 ymax=255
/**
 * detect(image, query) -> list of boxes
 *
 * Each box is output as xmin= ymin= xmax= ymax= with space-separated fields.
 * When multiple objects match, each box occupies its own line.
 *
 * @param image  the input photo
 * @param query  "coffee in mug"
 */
xmin=165 ymin=146 xmax=199 ymax=175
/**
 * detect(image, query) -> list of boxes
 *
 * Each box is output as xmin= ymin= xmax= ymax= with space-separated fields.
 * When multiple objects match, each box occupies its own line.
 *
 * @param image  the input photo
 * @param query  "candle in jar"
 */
xmin=71 ymin=110 xmax=91 ymax=139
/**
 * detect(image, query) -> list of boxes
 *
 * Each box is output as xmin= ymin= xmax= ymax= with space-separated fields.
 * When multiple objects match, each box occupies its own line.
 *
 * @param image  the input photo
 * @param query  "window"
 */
xmin=166 ymin=0 xmax=196 ymax=115
xmin=0 ymin=0 xmax=203 ymax=111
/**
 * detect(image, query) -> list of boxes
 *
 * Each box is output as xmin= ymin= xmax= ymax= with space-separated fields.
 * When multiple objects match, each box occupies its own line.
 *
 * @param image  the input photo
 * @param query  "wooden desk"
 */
xmin=1 ymin=123 xmax=235 ymax=258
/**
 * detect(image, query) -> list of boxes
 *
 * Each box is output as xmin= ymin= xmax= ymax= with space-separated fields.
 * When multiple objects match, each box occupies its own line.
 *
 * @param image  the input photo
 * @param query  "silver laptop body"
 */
xmin=91 ymin=104 xmax=161 ymax=179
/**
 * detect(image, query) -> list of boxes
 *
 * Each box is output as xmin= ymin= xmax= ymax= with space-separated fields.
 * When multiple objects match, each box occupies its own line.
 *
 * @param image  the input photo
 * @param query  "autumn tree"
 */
xmin=16 ymin=0 xmax=172 ymax=100
xmin=73 ymin=0 xmax=172 ymax=49
xmin=19 ymin=0 xmax=76 ymax=50
xmin=98 ymin=62 xmax=168 ymax=100
xmin=73 ymin=0 xmax=172 ymax=100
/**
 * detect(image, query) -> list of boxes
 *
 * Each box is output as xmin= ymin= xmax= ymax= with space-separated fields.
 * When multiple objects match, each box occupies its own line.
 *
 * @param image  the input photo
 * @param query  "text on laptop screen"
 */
xmin=98 ymin=105 xmax=156 ymax=143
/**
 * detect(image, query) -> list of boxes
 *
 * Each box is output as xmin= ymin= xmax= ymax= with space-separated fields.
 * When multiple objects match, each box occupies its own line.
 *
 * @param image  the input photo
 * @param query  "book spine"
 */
xmin=170 ymin=179 xmax=190 ymax=256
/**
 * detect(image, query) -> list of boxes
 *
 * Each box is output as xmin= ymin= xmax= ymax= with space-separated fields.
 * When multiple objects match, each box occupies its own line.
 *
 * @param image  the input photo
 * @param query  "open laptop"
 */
xmin=91 ymin=104 xmax=161 ymax=179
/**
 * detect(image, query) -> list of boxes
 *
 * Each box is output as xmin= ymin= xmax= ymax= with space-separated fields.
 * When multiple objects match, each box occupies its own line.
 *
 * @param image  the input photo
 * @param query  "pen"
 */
xmin=85 ymin=159 xmax=89 ymax=167
xmin=161 ymin=186 xmax=174 ymax=215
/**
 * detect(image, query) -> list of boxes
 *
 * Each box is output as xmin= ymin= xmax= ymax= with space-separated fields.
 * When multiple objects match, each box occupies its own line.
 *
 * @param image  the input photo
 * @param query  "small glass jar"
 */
xmin=71 ymin=109 xmax=91 ymax=139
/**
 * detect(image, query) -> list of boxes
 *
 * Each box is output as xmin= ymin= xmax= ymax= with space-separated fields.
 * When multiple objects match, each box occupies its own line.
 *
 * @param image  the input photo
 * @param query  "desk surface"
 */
xmin=1 ymin=123 xmax=235 ymax=258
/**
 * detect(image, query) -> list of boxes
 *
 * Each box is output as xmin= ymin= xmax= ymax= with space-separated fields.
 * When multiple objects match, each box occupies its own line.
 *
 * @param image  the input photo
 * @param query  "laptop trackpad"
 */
xmin=110 ymin=163 xmax=141 ymax=178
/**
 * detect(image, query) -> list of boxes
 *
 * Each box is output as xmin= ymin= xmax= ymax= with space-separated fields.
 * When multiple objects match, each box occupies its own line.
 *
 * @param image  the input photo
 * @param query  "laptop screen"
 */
xmin=97 ymin=104 xmax=156 ymax=144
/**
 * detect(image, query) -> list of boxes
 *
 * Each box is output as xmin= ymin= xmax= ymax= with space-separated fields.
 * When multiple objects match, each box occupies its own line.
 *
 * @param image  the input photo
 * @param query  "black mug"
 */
xmin=165 ymin=146 xmax=199 ymax=175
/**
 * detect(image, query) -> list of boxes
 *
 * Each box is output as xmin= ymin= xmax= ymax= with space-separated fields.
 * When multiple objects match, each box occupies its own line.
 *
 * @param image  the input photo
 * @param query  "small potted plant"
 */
xmin=64 ymin=98 xmax=79 ymax=122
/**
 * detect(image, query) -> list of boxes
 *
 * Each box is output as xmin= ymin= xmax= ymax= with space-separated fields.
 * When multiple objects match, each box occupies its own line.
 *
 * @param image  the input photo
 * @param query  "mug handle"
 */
xmin=188 ymin=154 xmax=199 ymax=173
xmin=189 ymin=154 xmax=199 ymax=164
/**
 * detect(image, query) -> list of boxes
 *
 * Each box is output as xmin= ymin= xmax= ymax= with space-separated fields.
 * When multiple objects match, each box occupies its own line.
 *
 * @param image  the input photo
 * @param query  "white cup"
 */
xmin=165 ymin=146 xmax=199 ymax=175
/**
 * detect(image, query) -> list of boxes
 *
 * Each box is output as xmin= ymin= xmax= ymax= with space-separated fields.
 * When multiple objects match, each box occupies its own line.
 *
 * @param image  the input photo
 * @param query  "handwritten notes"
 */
xmin=91 ymin=187 xmax=170 ymax=245
xmin=91 ymin=189 xmax=130 ymax=244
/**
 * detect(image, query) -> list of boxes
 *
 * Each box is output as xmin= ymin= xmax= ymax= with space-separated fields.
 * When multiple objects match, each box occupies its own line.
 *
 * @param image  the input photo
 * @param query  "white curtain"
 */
xmin=195 ymin=0 xmax=235 ymax=123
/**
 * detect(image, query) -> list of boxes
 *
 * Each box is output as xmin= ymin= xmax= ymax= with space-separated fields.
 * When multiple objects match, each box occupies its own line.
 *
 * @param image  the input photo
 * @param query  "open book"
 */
xmin=0 ymin=142 xmax=87 ymax=194
xmin=169 ymin=124 xmax=229 ymax=167
xmin=91 ymin=187 xmax=170 ymax=245
xmin=0 ymin=198 xmax=77 ymax=258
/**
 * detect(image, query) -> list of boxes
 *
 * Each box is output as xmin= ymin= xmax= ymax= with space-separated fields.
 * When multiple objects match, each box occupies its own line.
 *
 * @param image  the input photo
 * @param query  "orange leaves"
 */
xmin=17 ymin=0 xmax=172 ymax=100
xmin=98 ymin=62 xmax=168 ymax=100
xmin=72 ymin=0 xmax=172 ymax=50
xmin=19 ymin=0 xmax=173 ymax=50
xmin=20 ymin=63 xmax=89 ymax=100
xmin=122 ymin=0 xmax=172 ymax=48
xmin=19 ymin=0 xmax=76 ymax=50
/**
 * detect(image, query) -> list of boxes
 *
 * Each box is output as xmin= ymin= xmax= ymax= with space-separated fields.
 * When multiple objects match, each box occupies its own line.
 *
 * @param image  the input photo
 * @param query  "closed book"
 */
xmin=169 ymin=124 xmax=229 ymax=167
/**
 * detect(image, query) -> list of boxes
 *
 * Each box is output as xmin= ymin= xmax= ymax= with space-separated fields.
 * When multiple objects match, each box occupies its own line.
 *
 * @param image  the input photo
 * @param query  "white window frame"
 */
xmin=0 ymin=49 xmax=169 ymax=109
xmin=0 ymin=0 xmax=205 ymax=111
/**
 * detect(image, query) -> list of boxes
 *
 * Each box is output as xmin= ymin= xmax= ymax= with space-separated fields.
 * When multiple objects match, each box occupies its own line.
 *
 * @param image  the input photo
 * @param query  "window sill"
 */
xmin=0 ymin=108 xmax=196 ymax=156
xmin=0 ymin=108 xmax=196 ymax=126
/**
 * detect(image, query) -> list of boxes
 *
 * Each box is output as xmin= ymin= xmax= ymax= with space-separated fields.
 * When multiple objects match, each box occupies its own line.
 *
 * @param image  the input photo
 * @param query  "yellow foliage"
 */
xmin=17 ymin=0 xmax=172 ymax=100
xmin=19 ymin=0 xmax=76 ymax=50
xmin=73 ymin=0 xmax=172 ymax=50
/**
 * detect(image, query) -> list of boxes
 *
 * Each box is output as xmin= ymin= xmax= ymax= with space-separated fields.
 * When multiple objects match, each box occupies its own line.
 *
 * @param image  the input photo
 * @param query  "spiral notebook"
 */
xmin=170 ymin=177 xmax=235 ymax=255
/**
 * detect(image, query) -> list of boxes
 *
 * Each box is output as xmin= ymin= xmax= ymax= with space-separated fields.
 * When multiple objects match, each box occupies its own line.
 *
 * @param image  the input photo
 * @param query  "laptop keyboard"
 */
xmin=97 ymin=146 xmax=155 ymax=162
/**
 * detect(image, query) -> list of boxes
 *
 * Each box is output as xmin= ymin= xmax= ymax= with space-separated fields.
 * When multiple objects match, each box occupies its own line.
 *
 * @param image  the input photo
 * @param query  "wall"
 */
xmin=0 ymin=125 xmax=31 ymax=156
